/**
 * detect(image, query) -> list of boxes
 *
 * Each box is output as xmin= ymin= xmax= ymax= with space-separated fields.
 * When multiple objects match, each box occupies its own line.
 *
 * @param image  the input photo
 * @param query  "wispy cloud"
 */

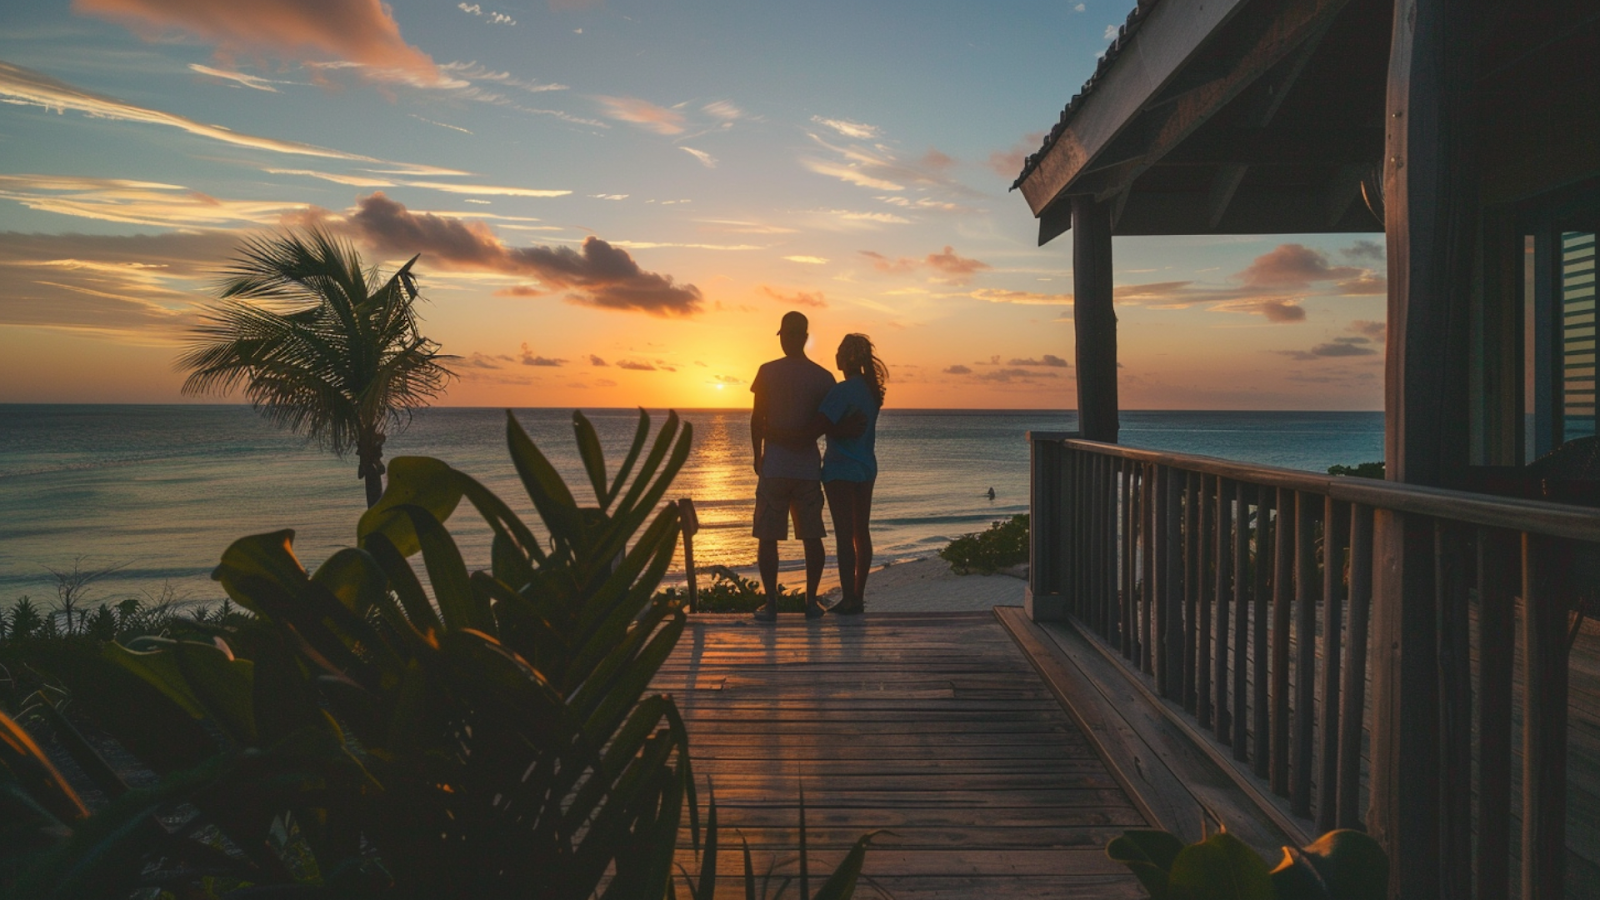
xmin=519 ymin=343 xmax=564 ymax=365
xmin=77 ymin=0 xmax=443 ymax=85
xmin=458 ymin=3 xmax=516 ymax=26
xmin=860 ymin=245 xmax=991 ymax=285
xmin=783 ymin=255 xmax=828 ymax=264
xmin=969 ymin=288 xmax=1073 ymax=306
xmin=703 ymin=100 xmax=742 ymax=120
xmin=1009 ymin=355 xmax=1069 ymax=368
xmin=407 ymin=114 xmax=473 ymax=135
xmin=801 ymin=159 xmax=903 ymax=191
xmin=439 ymin=62 xmax=565 ymax=93
xmin=187 ymin=63 xmax=285 ymax=92
xmin=679 ymin=146 xmax=717 ymax=168
xmin=811 ymin=115 xmax=880 ymax=139
xmin=616 ymin=359 xmax=656 ymax=371
xmin=400 ymin=181 xmax=570 ymax=198
xmin=595 ymin=95 xmax=685 ymax=134
xmin=0 ymin=174 xmax=310 ymax=228
xmin=760 ymin=286 xmax=827 ymax=308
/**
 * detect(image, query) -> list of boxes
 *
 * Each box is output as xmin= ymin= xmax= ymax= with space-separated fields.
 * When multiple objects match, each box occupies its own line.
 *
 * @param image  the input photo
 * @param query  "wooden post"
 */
xmin=1522 ymin=534 xmax=1568 ymax=900
xmin=1232 ymin=480 xmax=1250 ymax=760
xmin=1215 ymin=478 xmax=1234 ymax=745
xmin=1369 ymin=511 xmax=1441 ymax=899
xmin=677 ymin=498 xmax=700 ymax=613
xmin=1317 ymin=498 xmax=1349 ymax=832
xmin=1252 ymin=487 xmax=1273 ymax=778
xmin=1338 ymin=505 xmax=1374 ymax=829
xmin=1271 ymin=487 xmax=1294 ymax=797
xmin=1072 ymin=196 xmax=1118 ymax=443
xmin=1292 ymin=493 xmax=1317 ymax=818
xmin=1026 ymin=434 xmax=1067 ymax=621
xmin=1476 ymin=529 xmax=1516 ymax=900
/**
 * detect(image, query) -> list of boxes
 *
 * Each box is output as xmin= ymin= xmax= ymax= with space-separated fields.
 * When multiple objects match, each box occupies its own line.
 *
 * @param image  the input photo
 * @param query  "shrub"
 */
xmin=0 ymin=410 xmax=873 ymax=900
xmin=939 ymin=514 xmax=1030 ymax=574
xmin=655 ymin=566 xmax=809 ymax=613
xmin=1327 ymin=461 xmax=1384 ymax=479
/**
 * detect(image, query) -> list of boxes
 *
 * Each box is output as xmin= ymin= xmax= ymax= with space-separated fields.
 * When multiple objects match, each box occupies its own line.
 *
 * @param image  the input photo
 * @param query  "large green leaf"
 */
xmin=357 ymin=456 xmax=463 ymax=556
xmin=1107 ymin=829 xmax=1186 ymax=899
xmin=105 ymin=640 xmax=256 ymax=743
xmin=1270 ymin=830 xmax=1389 ymax=900
xmin=1167 ymin=832 xmax=1274 ymax=900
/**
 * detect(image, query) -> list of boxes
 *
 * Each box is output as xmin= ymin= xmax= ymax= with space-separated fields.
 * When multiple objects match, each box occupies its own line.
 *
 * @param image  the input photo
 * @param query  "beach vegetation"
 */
xmin=176 ymin=228 xmax=455 ymax=507
xmin=1108 ymin=826 xmax=1388 ymax=900
xmin=939 ymin=513 xmax=1030 ymax=575
xmin=0 ymin=409 xmax=874 ymax=899
xmin=654 ymin=565 xmax=809 ymax=613
xmin=1327 ymin=461 xmax=1384 ymax=479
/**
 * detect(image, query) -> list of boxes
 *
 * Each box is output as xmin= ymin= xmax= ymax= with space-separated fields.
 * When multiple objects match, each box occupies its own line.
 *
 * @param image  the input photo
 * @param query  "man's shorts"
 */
xmin=752 ymin=476 xmax=827 ymax=541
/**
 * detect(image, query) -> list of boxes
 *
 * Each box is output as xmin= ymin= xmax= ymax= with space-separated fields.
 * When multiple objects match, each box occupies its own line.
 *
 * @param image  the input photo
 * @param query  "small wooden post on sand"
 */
xmin=677 ymin=498 xmax=700 ymax=613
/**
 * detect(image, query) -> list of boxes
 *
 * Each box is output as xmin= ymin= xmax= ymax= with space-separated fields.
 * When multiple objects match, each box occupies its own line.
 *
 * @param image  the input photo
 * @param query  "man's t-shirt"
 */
xmin=819 ymin=374 xmax=879 ymax=482
xmin=752 ymin=355 xmax=835 ymax=480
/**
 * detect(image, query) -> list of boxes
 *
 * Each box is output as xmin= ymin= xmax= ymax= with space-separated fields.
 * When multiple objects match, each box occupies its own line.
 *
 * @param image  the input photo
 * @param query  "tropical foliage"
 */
xmin=939 ymin=513 xmax=1030 ymax=575
xmin=654 ymin=566 xmax=808 ymax=613
xmin=0 ymin=410 xmax=873 ymax=899
xmin=1107 ymin=826 xmax=1388 ymax=900
xmin=177 ymin=228 xmax=454 ymax=506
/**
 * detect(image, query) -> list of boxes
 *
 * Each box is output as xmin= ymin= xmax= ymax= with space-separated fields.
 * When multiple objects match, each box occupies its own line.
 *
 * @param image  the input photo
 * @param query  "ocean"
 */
xmin=0 ymin=406 xmax=1383 ymax=607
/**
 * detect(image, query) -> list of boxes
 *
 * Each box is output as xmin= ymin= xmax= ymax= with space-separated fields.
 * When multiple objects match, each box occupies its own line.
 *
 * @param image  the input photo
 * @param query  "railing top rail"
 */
xmin=1027 ymin=434 xmax=1600 ymax=543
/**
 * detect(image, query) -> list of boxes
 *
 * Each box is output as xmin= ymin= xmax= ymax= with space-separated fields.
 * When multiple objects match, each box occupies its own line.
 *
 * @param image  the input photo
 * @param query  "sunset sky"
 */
xmin=0 ymin=0 xmax=1389 ymax=410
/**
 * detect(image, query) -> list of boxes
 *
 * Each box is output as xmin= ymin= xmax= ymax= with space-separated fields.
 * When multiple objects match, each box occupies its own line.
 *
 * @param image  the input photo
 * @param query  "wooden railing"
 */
xmin=1026 ymin=433 xmax=1599 ymax=899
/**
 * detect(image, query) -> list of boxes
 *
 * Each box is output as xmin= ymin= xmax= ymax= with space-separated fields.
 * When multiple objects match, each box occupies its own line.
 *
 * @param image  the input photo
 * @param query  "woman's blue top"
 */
xmin=819 ymin=374 xmax=879 ymax=483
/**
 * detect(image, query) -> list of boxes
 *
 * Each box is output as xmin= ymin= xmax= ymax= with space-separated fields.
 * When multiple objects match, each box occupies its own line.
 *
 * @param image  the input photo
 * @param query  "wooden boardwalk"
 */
xmin=655 ymin=611 xmax=1144 ymax=899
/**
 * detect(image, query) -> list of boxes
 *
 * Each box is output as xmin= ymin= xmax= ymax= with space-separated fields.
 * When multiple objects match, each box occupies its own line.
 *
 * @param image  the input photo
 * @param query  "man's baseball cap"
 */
xmin=777 ymin=311 xmax=809 ymax=335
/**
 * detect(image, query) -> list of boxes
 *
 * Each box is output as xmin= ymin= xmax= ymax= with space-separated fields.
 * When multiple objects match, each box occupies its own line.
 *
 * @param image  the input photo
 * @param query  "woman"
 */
xmin=816 ymin=334 xmax=886 ymax=615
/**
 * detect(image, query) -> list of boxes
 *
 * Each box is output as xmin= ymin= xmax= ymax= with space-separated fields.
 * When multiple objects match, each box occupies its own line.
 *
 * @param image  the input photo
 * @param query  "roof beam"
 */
xmin=1022 ymin=0 xmax=1353 ymax=219
xmin=1018 ymin=0 xmax=1253 ymax=216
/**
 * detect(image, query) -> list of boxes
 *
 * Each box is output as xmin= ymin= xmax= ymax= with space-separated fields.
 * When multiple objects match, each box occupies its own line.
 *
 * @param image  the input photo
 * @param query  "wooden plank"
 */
xmin=1271 ymin=487 xmax=1295 ymax=798
xmin=1164 ymin=466 xmax=1186 ymax=704
xmin=1316 ymin=497 xmax=1348 ymax=831
xmin=1072 ymin=195 xmax=1119 ymax=442
xmin=1184 ymin=470 xmax=1200 ymax=713
xmin=1436 ymin=521 xmax=1473 ymax=897
xmin=1021 ymin=610 xmax=1306 ymax=850
xmin=1199 ymin=474 xmax=1215 ymax=730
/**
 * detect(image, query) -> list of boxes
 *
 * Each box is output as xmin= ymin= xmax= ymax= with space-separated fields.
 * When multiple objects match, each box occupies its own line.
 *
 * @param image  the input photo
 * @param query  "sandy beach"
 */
xmin=774 ymin=556 xmax=1027 ymax=612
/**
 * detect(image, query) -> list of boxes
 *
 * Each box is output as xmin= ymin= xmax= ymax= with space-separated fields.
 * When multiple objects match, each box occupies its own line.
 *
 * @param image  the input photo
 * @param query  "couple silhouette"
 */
xmin=749 ymin=311 xmax=887 ymax=621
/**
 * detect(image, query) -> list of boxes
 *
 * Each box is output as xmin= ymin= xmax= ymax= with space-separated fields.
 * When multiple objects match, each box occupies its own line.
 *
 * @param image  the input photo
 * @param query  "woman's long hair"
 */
xmin=838 ymin=333 xmax=887 ymax=407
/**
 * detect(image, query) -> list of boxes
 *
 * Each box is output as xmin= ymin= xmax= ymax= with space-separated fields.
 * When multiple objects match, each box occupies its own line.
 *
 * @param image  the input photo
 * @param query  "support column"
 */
xmin=1073 ymin=196 xmax=1118 ymax=443
xmin=1371 ymin=0 xmax=1477 ymax=896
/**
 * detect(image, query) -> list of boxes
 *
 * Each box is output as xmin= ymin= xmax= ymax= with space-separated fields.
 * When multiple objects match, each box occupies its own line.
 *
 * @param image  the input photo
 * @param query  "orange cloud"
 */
xmin=1238 ymin=243 xmax=1363 ymax=289
xmin=594 ymin=96 xmax=685 ymax=134
xmin=74 ymin=0 xmax=441 ymax=84
xmin=987 ymin=132 xmax=1046 ymax=181
xmin=347 ymin=192 xmax=702 ymax=316
xmin=760 ymin=286 xmax=827 ymax=308
xmin=861 ymin=245 xmax=991 ymax=285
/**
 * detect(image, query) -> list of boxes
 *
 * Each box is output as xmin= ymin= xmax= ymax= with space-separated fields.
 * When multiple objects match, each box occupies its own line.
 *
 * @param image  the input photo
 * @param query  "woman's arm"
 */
xmin=766 ymin=410 xmax=867 ymax=447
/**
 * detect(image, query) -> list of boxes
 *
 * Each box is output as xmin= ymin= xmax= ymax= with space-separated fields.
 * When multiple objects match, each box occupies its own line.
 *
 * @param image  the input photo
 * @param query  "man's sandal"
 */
xmin=753 ymin=607 xmax=778 ymax=623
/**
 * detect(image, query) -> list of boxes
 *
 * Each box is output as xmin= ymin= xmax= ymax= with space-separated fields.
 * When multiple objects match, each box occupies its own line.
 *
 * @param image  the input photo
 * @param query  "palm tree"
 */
xmin=178 ymin=228 xmax=455 ymax=507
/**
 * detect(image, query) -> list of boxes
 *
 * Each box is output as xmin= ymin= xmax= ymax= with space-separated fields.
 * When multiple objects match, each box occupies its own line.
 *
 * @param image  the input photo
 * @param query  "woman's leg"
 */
xmin=823 ymin=480 xmax=859 ymax=605
xmin=851 ymin=479 xmax=875 ymax=602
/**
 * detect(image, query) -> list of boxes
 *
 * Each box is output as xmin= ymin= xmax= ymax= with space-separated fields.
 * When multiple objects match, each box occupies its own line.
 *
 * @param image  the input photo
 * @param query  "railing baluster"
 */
xmin=1437 ymin=521 xmax=1472 ymax=896
xmin=1184 ymin=470 xmax=1200 ymax=714
xmin=1252 ymin=486 xmax=1274 ymax=778
xmin=1293 ymin=491 xmax=1316 ymax=818
xmin=1154 ymin=466 xmax=1170 ymax=696
xmin=1215 ymin=477 xmax=1234 ymax=744
xmin=1233 ymin=480 xmax=1251 ymax=759
xmin=1198 ymin=474 xmax=1214 ymax=730
xmin=1522 ymin=533 xmax=1569 ymax=900
xmin=1338 ymin=504 xmax=1373 ymax=830
xmin=1317 ymin=497 xmax=1349 ymax=831
xmin=1164 ymin=467 xmax=1185 ymax=703
xmin=1476 ymin=527 xmax=1515 ymax=900
xmin=1271 ymin=486 xmax=1294 ymax=797
xmin=1126 ymin=458 xmax=1139 ymax=656
xmin=1143 ymin=463 xmax=1157 ymax=675
xmin=1088 ymin=453 xmax=1102 ymax=634
xmin=1101 ymin=455 xmax=1114 ymax=640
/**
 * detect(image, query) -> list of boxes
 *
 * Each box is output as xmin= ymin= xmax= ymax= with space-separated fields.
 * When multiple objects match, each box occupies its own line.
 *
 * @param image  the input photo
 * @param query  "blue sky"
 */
xmin=0 ymin=0 xmax=1388 ymax=408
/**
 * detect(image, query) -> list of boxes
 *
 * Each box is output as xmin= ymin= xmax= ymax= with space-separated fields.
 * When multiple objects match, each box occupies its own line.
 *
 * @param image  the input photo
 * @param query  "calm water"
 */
xmin=0 ymin=406 xmax=1382 ymax=606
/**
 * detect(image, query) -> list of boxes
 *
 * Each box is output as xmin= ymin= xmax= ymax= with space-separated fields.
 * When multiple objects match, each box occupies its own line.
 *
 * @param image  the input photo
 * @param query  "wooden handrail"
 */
xmin=1028 ymin=434 xmax=1600 ymax=542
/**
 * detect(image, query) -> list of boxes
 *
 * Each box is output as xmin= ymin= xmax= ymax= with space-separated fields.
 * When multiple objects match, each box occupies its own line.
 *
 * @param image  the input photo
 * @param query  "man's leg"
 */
xmin=757 ymin=538 xmax=780 ymax=613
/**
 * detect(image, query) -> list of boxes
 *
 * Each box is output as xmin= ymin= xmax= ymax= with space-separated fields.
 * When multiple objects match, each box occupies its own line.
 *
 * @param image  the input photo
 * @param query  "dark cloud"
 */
xmin=943 ymin=364 xmax=973 ymax=375
xmin=1008 ymin=354 xmax=1069 ymax=368
xmin=593 ymin=378 xmax=618 ymax=387
xmin=760 ymin=285 xmax=827 ymax=308
xmin=519 ymin=344 xmax=564 ymax=367
xmin=1279 ymin=337 xmax=1381 ymax=361
xmin=1238 ymin=243 xmax=1363 ymax=289
xmin=1349 ymin=320 xmax=1387 ymax=340
xmin=588 ymin=354 xmax=608 ymax=366
xmin=348 ymin=192 xmax=703 ymax=316
xmin=1342 ymin=239 xmax=1385 ymax=261
xmin=978 ymin=367 xmax=1059 ymax=383
xmin=616 ymin=359 xmax=656 ymax=371
xmin=711 ymin=374 xmax=745 ymax=385
xmin=459 ymin=352 xmax=511 ymax=369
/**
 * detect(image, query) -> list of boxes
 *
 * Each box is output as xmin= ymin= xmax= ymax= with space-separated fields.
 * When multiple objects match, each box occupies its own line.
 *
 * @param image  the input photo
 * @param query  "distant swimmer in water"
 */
xmin=986 ymin=487 xmax=996 ymax=501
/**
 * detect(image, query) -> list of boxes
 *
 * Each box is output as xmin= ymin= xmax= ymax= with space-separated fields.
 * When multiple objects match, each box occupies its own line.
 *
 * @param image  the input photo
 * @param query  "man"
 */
xmin=749 ymin=311 xmax=836 ymax=620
